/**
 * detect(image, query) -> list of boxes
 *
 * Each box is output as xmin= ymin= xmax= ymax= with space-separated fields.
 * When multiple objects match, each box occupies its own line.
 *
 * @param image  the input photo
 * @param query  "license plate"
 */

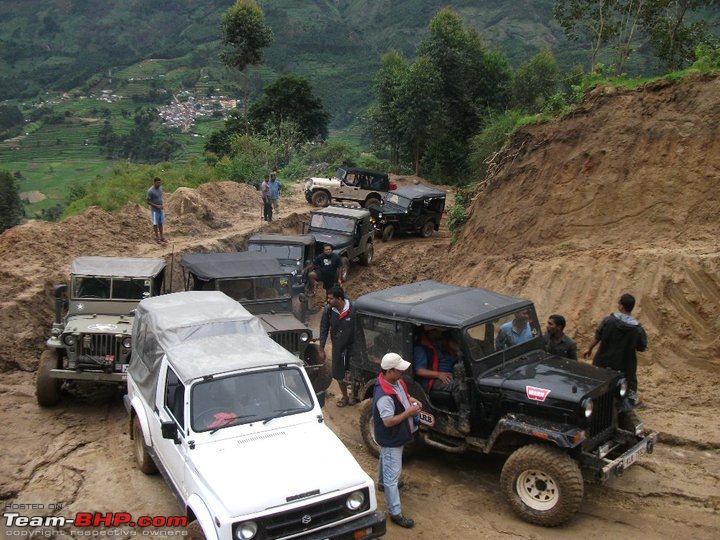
xmin=622 ymin=444 xmax=645 ymax=468
xmin=418 ymin=411 xmax=435 ymax=427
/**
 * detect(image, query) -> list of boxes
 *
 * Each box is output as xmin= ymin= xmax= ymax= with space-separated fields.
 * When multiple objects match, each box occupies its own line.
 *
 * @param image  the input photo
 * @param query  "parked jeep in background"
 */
xmin=370 ymin=184 xmax=446 ymax=241
xmin=126 ymin=291 xmax=386 ymax=540
xmin=36 ymin=256 xmax=166 ymax=406
xmin=246 ymin=233 xmax=317 ymax=310
xmin=180 ymin=251 xmax=331 ymax=391
xmin=349 ymin=280 xmax=658 ymax=527
xmin=304 ymin=166 xmax=397 ymax=208
xmin=306 ymin=206 xmax=375 ymax=281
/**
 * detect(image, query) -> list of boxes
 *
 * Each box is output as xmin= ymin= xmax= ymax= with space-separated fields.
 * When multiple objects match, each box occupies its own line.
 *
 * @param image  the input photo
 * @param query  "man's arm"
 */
xmin=636 ymin=326 xmax=648 ymax=352
xmin=413 ymin=346 xmax=452 ymax=384
xmin=582 ymin=337 xmax=599 ymax=359
xmin=567 ymin=339 xmax=578 ymax=360
xmin=380 ymin=399 xmax=421 ymax=428
xmin=318 ymin=307 xmax=330 ymax=348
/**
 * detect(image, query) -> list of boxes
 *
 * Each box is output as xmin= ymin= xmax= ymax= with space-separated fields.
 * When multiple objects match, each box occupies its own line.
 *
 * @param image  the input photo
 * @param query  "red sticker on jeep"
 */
xmin=526 ymin=385 xmax=551 ymax=402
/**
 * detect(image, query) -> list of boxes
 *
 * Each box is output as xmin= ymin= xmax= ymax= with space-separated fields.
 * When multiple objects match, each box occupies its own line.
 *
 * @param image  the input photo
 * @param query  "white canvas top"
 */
xmin=71 ymin=256 xmax=166 ymax=277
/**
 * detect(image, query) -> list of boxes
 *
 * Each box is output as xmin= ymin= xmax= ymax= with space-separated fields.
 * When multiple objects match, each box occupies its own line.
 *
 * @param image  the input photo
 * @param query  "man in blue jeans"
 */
xmin=373 ymin=352 xmax=422 ymax=529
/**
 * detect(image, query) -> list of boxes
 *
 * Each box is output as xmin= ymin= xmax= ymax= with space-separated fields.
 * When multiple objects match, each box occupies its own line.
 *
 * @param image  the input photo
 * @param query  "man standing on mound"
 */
xmin=146 ymin=176 xmax=167 ymax=244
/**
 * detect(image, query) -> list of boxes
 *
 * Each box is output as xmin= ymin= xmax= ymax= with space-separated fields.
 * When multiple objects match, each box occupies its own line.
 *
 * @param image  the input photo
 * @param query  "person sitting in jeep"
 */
xmin=413 ymin=326 xmax=470 ymax=433
xmin=495 ymin=310 xmax=534 ymax=349
xmin=306 ymin=243 xmax=342 ymax=295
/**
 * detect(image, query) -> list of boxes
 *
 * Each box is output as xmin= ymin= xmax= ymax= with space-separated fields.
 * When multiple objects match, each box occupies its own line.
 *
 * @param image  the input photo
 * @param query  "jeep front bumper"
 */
xmin=48 ymin=368 xmax=127 ymax=383
xmin=300 ymin=510 xmax=386 ymax=540
xmin=580 ymin=430 xmax=658 ymax=482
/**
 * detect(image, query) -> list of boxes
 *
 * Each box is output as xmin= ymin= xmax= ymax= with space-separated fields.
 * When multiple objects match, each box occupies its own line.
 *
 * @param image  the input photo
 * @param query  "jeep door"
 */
xmin=150 ymin=364 xmax=190 ymax=498
xmin=338 ymin=171 xmax=361 ymax=199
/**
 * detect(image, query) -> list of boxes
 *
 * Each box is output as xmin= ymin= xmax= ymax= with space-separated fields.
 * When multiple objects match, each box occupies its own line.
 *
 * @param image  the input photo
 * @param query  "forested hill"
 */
xmin=0 ymin=0 xmax=575 ymax=128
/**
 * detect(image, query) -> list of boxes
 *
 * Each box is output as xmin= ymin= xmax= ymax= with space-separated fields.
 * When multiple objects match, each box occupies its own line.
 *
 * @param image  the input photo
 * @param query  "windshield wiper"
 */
xmin=209 ymin=414 xmax=255 ymax=434
xmin=262 ymin=408 xmax=299 ymax=425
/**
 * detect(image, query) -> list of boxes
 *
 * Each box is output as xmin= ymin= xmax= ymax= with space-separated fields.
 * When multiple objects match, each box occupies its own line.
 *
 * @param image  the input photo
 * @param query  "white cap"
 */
xmin=381 ymin=352 xmax=411 ymax=371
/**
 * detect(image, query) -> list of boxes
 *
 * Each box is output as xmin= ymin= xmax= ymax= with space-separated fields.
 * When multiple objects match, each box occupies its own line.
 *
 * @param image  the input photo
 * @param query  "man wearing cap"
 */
xmin=373 ymin=352 xmax=422 ymax=529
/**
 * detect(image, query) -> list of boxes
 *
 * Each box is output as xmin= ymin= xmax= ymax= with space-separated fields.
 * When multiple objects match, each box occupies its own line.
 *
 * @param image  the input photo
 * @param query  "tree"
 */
xmin=512 ymin=48 xmax=561 ymax=111
xmin=366 ymin=51 xmax=409 ymax=166
xmin=554 ymin=0 xmax=621 ymax=72
xmin=0 ymin=169 xmax=23 ymax=233
xmin=248 ymin=75 xmax=329 ymax=143
xmin=220 ymin=0 xmax=274 ymax=135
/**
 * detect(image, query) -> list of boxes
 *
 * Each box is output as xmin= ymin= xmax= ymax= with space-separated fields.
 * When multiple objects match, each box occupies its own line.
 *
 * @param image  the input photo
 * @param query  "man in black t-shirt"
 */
xmin=307 ymin=244 xmax=341 ymax=296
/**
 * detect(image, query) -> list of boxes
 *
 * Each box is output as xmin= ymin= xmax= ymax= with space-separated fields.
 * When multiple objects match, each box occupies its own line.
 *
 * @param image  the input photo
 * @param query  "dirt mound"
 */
xmin=450 ymin=73 xmax=720 ymax=377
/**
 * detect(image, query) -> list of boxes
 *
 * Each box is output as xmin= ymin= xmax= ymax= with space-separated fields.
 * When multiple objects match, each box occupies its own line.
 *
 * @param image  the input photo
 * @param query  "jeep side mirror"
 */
xmin=161 ymin=421 xmax=179 ymax=443
xmin=315 ymin=390 xmax=326 ymax=408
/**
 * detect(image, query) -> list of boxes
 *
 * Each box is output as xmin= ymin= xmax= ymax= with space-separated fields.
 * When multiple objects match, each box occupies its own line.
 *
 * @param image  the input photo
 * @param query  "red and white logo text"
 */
xmin=526 ymin=386 xmax=551 ymax=402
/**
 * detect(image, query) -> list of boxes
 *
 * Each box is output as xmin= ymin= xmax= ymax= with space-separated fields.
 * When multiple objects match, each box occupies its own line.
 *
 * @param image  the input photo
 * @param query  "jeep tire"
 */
xmin=304 ymin=343 xmax=332 ymax=392
xmin=381 ymin=225 xmax=394 ymax=242
xmin=420 ymin=220 xmax=435 ymax=238
xmin=340 ymin=256 xmax=350 ymax=282
xmin=132 ymin=415 xmax=158 ymax=475
xmin=311 ymin=190 xmax=331 ymax=207
xmin=36 ymin=349 xmax=62 ymax=407
xmin=359 ymin=243 xmax=374 ymax=266
xmin=364 ymin=197 xmax=381 ymax=209
xmin=500 ymin=444 xmax=583 ymax=527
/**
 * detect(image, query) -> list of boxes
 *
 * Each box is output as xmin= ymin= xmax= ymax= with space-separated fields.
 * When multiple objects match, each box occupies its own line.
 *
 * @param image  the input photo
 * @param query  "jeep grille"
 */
xmin=270 ymin=331 xmax=300 ymax=355
xmin=75 ymin=334 xmax=123 ymax=370
xmin=589 ymin=390 xmax=614 ymax=437
xmin=252 ymin=488 xmax=370 ymax=539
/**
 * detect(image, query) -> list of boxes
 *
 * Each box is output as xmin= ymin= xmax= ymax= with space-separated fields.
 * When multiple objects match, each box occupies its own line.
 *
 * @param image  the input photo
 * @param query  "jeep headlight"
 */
xmin=581 ymin=397 xmax=594 ymax=418
xmin=346 ymin=490 xmax=365 ymax=511
xmin=234 ymin=521 xmax=257 ymax=540
xmin=617 ymin=378 xmax=628 ymax=398
xmin=121 ymin=337 xmax=132 ymax=349
xmin=300 ymin=332 xmax=310 ymax=342
xmin=63 ymin=334 xmax=76 ymax=346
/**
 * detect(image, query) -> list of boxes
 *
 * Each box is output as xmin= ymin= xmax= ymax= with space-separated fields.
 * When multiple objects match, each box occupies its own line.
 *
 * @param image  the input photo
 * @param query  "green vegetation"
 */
xmin=0 ymin=169 xmax=23 ymax=232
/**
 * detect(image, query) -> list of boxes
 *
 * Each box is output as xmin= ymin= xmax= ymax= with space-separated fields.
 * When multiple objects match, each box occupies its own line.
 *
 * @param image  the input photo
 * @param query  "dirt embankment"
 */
xmin=0 ymin=74 xmax=718 ymax=539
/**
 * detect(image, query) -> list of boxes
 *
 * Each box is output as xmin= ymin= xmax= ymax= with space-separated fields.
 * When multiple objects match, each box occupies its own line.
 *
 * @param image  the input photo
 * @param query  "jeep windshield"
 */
xmin=191 ymin=367 xmax=314 ymax=432
xmin=196 ymin=276 xmax=290 ymax=302
xmin=310 ymin=213 xmax=355 ymax=234
xmin=383 ymin=192 xmax=413 ymax=210
xmin=72 ymin=276 xmax=151 ymax=300
xmin=465 ymin=309 xmax=542 ymax=361
xmin=247 ymin=243 xmax=303 ymax=265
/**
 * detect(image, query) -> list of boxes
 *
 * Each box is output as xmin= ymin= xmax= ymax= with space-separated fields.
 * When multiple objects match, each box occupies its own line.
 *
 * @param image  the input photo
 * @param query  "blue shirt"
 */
xmin=414 ymin=339 xmax=457 ymax=392
xmin=269 ymin=179 xmax=281 ymax=199
xmin=496 ymin=321 xmax=533 ymax=349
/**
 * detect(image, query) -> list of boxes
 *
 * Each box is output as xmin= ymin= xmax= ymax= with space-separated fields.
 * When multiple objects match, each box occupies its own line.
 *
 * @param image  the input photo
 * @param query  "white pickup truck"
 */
xmin=125 ymin=291 xmax=385 ymax=540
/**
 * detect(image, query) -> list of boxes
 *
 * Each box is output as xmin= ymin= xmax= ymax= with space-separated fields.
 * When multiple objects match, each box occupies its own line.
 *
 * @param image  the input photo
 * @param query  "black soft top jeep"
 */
xmin=246 ymin=233 xmax=316 ymax=287
xmin=350 ymin=280 xmax=657 ymax=527
xmin=179 ymin=251 xmax=330 ymax=391
xmin=307 ymin=206 xmax=375 ymax=281
xmin=370 ymin=184 xmax=446 ymax=241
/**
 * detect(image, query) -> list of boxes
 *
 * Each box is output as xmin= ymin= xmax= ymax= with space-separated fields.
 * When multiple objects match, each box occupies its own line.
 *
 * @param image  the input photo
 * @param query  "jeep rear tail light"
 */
xmin=389 ymin=182 xmax=397 ymax=190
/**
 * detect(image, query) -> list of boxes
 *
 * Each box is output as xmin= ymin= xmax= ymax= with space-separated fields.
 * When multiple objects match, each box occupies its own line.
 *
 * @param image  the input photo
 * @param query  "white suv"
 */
xmin=125 ymin=291 xmax=385 ymax=539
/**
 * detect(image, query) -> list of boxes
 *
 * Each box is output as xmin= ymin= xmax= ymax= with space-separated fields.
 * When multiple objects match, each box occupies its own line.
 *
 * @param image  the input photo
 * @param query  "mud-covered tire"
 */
xmin=311 ymin=190 xmax=330 ymax=207
xmin=359 ymin=243 xmax=374 ymax=266
xmin=132 ymin=415 xmax=158 ymax=475
xmin=381 ymin=225 xmax=394 ymax=242
xmin=186 ymin=521 xmax=205 ymax=540
xmin=360 ymin=398 xmax=381 ymax=458
xmin=340 ymin=256 xmax=350 ymax=281
xmin=304 ymin=343 xmax=332 ymax=392
xmin=36 ymin=349 xmax=61 ymax=407
xmin=364 ymin=197 xmax=381 ymax=209
xmin=500 ymin=444 xmax=584 ymax=527
xmin=420 ymin=220 xmax=435 ymax=238
xmin=359 ymin=398 xmax=421 ymax=460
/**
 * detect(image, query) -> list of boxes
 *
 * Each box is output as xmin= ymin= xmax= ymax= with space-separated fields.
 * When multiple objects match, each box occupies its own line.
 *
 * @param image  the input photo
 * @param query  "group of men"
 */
xmin=260 ymin=170 xmax=282 ymax=221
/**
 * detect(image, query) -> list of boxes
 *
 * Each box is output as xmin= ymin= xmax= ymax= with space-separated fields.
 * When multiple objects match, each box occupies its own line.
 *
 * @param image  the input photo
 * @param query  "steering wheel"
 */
xmin=196 ymin=407 xmax=235 ymax=429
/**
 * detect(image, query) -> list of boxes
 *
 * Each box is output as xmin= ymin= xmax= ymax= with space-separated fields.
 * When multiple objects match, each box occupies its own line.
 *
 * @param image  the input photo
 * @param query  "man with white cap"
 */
xmin=372 ymin=352 xmax=422 ymax=529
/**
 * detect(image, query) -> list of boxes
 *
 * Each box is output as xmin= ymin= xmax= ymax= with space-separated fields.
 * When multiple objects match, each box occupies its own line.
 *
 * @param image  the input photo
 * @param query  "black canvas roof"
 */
xmin=312 ymin=206 xmax=370 ymax=219
xmin=248 ymin=233 xmax=316 ymax=247
xmin=354 ymin=280 xmax=532 ymax=328
xmin=180 ymin=251 xmax=288 ymax=280
xmin=388 ymin=184 xmax=446 ymax=200
xmin=341 ymin=166 xmax=388 ymax=178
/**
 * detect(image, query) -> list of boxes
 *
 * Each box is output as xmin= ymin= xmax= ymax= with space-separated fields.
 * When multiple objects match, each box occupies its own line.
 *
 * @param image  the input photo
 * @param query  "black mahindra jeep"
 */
xmin=180 ymin=251 xmax=331 ymax=391
xmin=369 ymin=184 xmax=446 ymax=241
xmin=306 ymin=206 xmax=375 ymax=281
xmin=349 ymin=280 xmax=657 ymax=527
xmin=246 ymin=233 xmax=317 ymax=319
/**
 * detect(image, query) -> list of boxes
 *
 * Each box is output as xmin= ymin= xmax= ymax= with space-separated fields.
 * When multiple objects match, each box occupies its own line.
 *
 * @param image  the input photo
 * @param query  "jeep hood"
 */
xmin=478 ymin=354 xmax=617 ymax=402
xmin=311 ymin=232 xmax=352 ymax=250
xmin=259 ymin=312 xmax=308 ymax=333
xmin=192 ymin=422 xmax=370 ymax=518
xmin=63 ymin=314 xmax=133 ymax=335
xmin=308 ymin=177 xmax=341 ymax=187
